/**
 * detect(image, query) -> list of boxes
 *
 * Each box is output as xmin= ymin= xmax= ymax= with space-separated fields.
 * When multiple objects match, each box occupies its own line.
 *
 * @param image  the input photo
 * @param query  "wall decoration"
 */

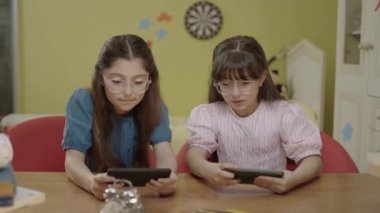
xmin=137 ymin=12 xmax=172 ymax=48
xmin=156 ymin=29 xmax=167 ymax=40
xmin=157 ymin=12 xmax=172 ymax=22
xmin=146 ymin=39 xmax=153 ymax=48
xmin=139 ymin=18 xmax=152 ymax=30
xmin=342 ymin=123 xmax=353 ymax=143
xmin=184 ymin=1 xmax=223 ymax=40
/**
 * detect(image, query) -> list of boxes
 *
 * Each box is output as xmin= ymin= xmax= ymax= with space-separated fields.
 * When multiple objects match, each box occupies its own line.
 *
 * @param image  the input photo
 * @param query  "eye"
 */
xmin=134 ymin=80 xmax=145 ymax=85
xmin=110 ymin=79 xmax=122 ymax=84
xmin=241 ymin=81 xmax=253 ymax=85
xmin=219 ymin=81 xmax=232 ymax=87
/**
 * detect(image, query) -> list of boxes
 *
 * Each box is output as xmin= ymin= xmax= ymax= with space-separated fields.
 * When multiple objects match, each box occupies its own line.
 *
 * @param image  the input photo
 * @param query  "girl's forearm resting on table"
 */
xmin=64 ymin=150 xmax=94 ymax=193
xmin=154 ymin=142 xmax=177 ymax=173
xmin=186 ymin=147 xmax=211 ymax=178
xmin=290 ymin=155 xmax=322 ymax=187
xmin=156 ymin=154 xmax=177 ymax=173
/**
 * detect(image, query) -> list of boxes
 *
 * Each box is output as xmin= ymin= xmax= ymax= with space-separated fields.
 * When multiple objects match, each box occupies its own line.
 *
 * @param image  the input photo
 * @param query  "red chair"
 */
xmin=176 ymin=143 xmax=190 ymax=173
xmin=319 ymin=132 xmax=359 ymax=173
xmin=5 ymin=115 xmax=66 ymax=172
xmin=148 ymin=147 xmax=156 ymax=168
xmin=177 ymin=132 xmax=359 ymax=173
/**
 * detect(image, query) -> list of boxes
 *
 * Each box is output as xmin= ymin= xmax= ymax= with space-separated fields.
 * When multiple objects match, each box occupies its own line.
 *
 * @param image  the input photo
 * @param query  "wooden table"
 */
xmin=8 ymin=173 xmax=380 ymax=213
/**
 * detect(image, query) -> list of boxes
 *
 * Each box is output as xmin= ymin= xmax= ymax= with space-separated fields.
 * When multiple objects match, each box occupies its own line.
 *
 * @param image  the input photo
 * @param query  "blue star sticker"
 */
xmin=342 ymin=123 xmax=353 ymax=143
xmin=156 ymin=29 xmax=167 ymax=40
xmin=139 ymin=18 xmax=152 ymax=30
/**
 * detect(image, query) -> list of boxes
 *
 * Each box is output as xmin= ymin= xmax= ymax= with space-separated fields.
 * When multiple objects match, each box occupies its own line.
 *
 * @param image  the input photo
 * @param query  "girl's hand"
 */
xmin=90 ymin=173 xmax=116 ymax=200
xmin=253 ymin=170 xmax=295 ymax=193
xmin=204 ymin=162 xmax=240 ymax=188
xmin=146 ymin=172 xmax=178 ymax=196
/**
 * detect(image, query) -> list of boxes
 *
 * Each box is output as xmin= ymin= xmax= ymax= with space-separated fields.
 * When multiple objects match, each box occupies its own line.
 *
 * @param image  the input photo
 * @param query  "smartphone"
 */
xmin=107 ymin=168 xmax=171 ymax=186
xmin=224 ymin=168 xmax=284 ymax=184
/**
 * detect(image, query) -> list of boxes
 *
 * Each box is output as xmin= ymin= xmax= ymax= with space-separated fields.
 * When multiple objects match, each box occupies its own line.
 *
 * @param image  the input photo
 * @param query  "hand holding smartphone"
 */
xmin=107 ymin=168 xmax=171 ymax=186
xmin=224 ymin=168 xmax=284 ymax=184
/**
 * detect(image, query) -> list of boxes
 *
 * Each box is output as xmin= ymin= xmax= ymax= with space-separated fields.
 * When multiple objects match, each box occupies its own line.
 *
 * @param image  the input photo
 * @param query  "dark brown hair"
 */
xmin=89 ymin=34 xmax=162 ymax=172
xmin=208 ymin=35 xmax=282 ymax=103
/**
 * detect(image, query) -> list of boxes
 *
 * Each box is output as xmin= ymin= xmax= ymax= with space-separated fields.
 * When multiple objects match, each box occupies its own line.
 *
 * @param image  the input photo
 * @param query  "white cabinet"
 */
xmin=334 ymin=0 xmax=380 ymax=172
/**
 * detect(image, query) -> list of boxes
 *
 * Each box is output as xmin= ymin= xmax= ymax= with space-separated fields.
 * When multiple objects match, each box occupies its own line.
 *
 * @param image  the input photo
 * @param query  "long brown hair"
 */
xmin=208 ymin=35 xmax=282 ymax=103
xmin=89 ymin=34 xmax=162 ymax=172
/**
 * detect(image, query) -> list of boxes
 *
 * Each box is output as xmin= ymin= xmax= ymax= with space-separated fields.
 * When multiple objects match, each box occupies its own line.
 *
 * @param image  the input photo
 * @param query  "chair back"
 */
xmin=5 ymin=115 xmax=66 ymax=172
xmin=177 ymin=132 xmax=359 ymax=173
xmin=176 ymin=143 xmax=190 ymax=173
xmin=319 ymin=132 xmax=359 ymax=173
xmin=148 ymin=147 xmax=156 ymax=168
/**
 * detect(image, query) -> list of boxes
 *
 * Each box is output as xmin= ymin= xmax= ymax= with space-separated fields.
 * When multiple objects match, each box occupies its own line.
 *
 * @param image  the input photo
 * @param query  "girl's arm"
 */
xmin=289 ymin=155 xmax=322 ymax=185
xmin=147 ymin=142 xmax=177 ymax=196
xmin=254 ymin=155 xmax=322 ymax=193
xmin=186 ymin=146 xmax=210 ymax=177
xmin=186 ymin=146 xmax=238 ymax=187
xmin=65 ymin=149 xmax=115 ymax=199
xmin=153 ymin=142 xmax=177 ymax=172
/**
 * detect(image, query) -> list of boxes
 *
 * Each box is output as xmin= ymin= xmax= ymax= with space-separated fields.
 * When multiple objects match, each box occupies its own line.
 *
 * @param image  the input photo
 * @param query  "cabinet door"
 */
xmin=366 ymin=0 xmax=380 ymax=97
xmin=361 ymin=0 xmax=380 ymax=171
xmin=361 ymin=97 xmax=380 ymax=171
xmin=334 ymin=0 xmax=366 ymax=169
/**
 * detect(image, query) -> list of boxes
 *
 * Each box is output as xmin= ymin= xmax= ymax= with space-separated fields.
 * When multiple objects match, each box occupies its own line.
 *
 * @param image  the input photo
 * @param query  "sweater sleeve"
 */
xmin=185 ymin=105 xmax=218 ymax=155
xmin=150 ymin=102 xmax=172 ymax=145
xmin=62 ymin=89 xmax=94 ymax=153
xmin=280 ymin=103 xmax=322 ymax=163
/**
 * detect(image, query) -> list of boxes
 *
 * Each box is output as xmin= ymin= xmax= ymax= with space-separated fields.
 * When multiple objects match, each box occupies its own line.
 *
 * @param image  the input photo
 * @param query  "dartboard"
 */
xmin=184 ymin=1 xmax=223 ymax=40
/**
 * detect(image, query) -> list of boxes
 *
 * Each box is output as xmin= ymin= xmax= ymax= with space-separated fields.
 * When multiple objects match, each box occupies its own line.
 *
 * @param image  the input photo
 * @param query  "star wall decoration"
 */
xmin=139 ymin=18 xmax=152 ymax=30
xmin=342 ymin=123 xmax=353 ymax=143
xmin=157 ymin=12 xmax=172 ymax=22
xmin=137 ymin=12 xmax=172 ymax=48
xmin=156 ymin=29 xmax=167 ymax=40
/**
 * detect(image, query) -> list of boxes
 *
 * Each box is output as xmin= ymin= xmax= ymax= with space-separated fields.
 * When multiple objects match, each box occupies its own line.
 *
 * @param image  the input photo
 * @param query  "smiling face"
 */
xmin=103 ymin=58 xmax=150 ymax=116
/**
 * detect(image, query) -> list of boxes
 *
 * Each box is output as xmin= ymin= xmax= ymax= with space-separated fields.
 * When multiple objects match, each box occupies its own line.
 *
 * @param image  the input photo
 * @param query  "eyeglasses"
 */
xmin=214 ymin=80 xmax=257 ymax=95
xmin=103 ymin=75 xmax=151 ymax=94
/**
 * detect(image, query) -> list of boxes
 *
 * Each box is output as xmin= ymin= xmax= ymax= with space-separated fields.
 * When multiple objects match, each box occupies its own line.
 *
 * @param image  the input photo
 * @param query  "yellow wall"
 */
xmin=17 ymin=0 xmax=337 ymax=134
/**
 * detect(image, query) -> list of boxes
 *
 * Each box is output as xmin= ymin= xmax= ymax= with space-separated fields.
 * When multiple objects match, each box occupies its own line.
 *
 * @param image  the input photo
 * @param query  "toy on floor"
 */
xmin=0 ymin=133 xmax=16 ymax=207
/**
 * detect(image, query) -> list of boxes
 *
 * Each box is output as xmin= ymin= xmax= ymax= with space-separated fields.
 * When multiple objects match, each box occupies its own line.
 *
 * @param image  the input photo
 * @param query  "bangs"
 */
xmin=213 ymin=51 xmax=263 ymax=82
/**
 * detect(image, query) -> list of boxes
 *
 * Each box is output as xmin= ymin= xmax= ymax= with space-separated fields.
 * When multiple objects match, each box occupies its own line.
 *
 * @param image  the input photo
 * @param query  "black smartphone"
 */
xmin=224 ymin=168 xmax=284 ymax=184
xmin=107 ymin=168 xmax=171 ymax=186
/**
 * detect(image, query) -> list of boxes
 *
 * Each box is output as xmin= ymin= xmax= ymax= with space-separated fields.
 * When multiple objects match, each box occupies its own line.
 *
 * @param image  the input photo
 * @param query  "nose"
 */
xmin=121 ymin=83 xmax=133 ymax=96
xmin=230 ymin=84 xmax=241 ymax=97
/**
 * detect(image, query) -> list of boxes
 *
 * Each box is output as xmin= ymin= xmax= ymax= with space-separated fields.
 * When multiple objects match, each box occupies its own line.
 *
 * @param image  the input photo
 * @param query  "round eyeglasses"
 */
xmin=214 ymin=80 xmax=257 ymax=95
xmin=103 ymin=75 xmax=151 ymax=94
